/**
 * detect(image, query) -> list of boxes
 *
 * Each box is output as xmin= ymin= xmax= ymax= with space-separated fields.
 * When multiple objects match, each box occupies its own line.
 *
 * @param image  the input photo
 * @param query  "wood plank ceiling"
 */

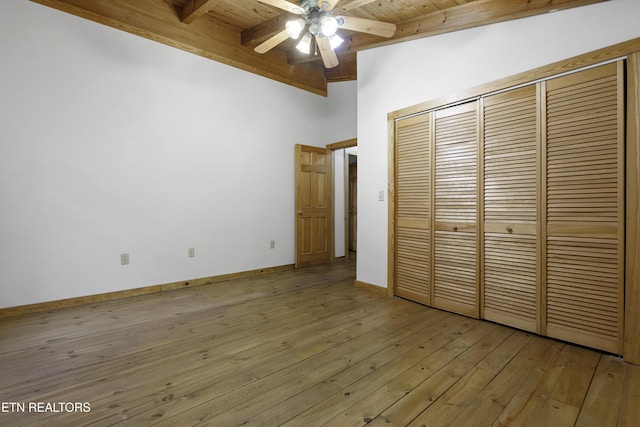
xmin=31 ymin=0 xmax=607 ymax=96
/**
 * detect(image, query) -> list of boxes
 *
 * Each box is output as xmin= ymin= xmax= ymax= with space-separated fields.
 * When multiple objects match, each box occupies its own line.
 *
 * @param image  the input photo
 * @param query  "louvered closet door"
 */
xmin=395 ymin=113 xmax=432 ymax=305
xmin=545 ymin=61 xmax=625 ymax=354
xmin=483 ymin=86 xmax=539 ymax=332
xmin=433 ymin=102 xmax=479 ymax=317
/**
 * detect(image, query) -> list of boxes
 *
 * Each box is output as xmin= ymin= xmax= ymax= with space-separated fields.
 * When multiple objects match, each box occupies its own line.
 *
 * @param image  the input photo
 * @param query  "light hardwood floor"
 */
xmin=0 ymin=259 xmax=638 ymax=426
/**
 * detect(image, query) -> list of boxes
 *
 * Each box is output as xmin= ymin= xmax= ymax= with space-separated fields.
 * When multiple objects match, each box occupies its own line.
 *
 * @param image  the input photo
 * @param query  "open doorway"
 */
xmin=331 ymin=142 xmax=357 ymax=261
xmin=347 ymin=149 xmax=357 ymax=258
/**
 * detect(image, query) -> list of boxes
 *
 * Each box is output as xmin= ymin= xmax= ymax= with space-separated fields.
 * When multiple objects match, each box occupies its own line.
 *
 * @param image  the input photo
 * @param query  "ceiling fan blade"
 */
xmin=257 ymin=0 xmax=304 ymax=14
xmin=315 ymin=35 xmax=339 ymax=68
xmin=338 ymin=16 xmax=396 ymax=38
xmin=254 ymin=29 xmax=291 ymax=54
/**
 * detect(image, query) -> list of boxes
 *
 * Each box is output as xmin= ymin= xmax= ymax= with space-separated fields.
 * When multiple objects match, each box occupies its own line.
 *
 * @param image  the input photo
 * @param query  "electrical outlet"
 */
xmin=188 ymin=248 xmax=195 ymax=258
xmin=270 ymin=240 xmax=275 ymax=249
xmin=120 ymin=253 xmax=130 ymax=265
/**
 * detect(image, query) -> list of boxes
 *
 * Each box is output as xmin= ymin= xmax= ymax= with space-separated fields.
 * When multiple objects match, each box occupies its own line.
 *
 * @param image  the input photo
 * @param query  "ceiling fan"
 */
xmin=255 ymin=0 xmax=397 ymax=68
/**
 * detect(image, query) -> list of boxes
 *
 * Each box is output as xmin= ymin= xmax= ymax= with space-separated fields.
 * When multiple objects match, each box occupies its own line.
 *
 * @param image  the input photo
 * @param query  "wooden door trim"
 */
xmin=327 ymin=138 xmax=357 ymax=151
xmin=388 ymin=116 xmax=397 ymax=297
xmin=477 ymin=97 xmax=485 ymax=320
xmin=626 ymin=52 xmax=640 ymax=364
xmin=538 ymin=81 xmax=548 ymax=337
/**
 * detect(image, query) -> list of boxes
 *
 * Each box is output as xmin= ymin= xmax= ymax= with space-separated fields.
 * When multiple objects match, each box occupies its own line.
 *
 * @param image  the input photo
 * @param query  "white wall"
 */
xmin=0 ymin=0 xmax=356 ymax=308
xmin=356 ymin=0 xmax=640 ymax=288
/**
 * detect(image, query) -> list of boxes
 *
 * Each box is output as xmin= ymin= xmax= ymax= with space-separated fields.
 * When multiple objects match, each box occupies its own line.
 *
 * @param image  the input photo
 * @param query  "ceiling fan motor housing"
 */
xmin=299 ymin=0 xmax=331 ymax=12
xmin=299 ymin=1 xmax=338 ymax=37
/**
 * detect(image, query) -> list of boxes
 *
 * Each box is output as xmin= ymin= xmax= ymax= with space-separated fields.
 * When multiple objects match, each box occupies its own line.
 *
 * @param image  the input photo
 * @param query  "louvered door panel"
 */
xmin=484 ymin=233 xmax=537 ymax=329
xmin=433 ymin=102 xmax=479 ymax=317
xmin=395 ymin=114 xmax=431 ymax=305
xmin=483 ymin=86 xmax=539 ymax=332
xmin=545 ymin=61 xmax=624 ymax=354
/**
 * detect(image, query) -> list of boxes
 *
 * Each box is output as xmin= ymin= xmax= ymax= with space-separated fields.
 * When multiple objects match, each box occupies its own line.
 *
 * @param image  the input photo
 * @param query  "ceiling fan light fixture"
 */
xmin=285 ymin=18 xmax=305 ymax=39
xmin=328 ymin=33 xmax=343 ymax=50
xmin=252 ymin=0 xmax=397 ymax=68
xmin=320 ymin=16 xmax=338 ymax=36
xmin=309 ymin=19 xmax=321 ymax=36
xmin=296 ymin=32 xmax=312 ymax=54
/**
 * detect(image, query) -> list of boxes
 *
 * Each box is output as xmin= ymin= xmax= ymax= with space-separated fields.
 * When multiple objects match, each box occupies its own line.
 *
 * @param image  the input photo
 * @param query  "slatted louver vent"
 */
xmin=546 ymin=237 xmax=620 ymax=349
xmin=433 ymin=102 xmax=479 ymax=317
xmin=484 ymin=234 xmax=537 ymax=328
xmin=395 ymin=114 xmax=431 ymax=305
xmin=545 ymin=62 xmax=624 ymax=354
xmin=484 ymin=87 xmax=538 ymax=223
xmin=483 ymin=86 xmax=539 ymax=332
xmin=547 ymin=73 xmax=619 ymax=224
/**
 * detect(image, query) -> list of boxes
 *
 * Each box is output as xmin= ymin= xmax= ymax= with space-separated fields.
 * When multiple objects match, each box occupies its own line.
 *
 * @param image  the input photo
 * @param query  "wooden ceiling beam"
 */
xmin=324 ymin=54 xmax=357 ymax=82
xmin=30 ymin=0 xmax=328 ymax=95
xmin=180 ymin=0 xmax=218 ymax=24
xmin=241 ymin=13 xmax=293 ymax=47
xmin=288 ymin=51 xmax=322 ymax=65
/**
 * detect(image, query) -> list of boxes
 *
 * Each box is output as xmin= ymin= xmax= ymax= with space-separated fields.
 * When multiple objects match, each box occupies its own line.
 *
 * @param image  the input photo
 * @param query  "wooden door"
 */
xmin=394 ymin=113 xmax=432 ymax=305
xmin=433 ymin=102 xmax=479 ymax=317
xmin=295 ymin=144 xmax=331 ymax=268
xmin=482 ymin=85 xmax=539 ymax=332
xmin=544 ymin=61 xmax=625 ymax=354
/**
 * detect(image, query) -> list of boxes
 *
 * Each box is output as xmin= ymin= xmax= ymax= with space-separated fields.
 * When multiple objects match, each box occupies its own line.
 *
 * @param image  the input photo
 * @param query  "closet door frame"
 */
xmin=626 ymin=51 xmax=640 ymax=364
